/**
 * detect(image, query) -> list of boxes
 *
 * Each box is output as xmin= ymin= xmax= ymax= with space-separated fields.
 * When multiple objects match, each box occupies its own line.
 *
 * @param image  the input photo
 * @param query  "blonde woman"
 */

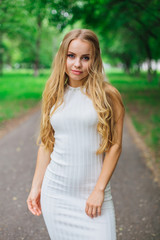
xmin=27 ymin=29 xmax=125 ymax=240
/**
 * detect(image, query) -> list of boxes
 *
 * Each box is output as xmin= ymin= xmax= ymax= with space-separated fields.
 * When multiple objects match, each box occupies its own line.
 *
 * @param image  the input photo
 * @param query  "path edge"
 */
xmin=0 ymin=101 xmax=42 ymax=139
xmin=125 ymin=113 xmax=160 ymax=187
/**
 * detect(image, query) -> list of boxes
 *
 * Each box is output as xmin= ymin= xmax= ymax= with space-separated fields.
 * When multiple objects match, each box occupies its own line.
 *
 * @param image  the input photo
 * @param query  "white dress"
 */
xmin=40 ymin=84 xmax=117 ymax=240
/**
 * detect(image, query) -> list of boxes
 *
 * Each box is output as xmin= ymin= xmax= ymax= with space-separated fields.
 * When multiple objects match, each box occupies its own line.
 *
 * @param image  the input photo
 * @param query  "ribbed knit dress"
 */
xmin=40 ymin=84 xmax=117 ymax=240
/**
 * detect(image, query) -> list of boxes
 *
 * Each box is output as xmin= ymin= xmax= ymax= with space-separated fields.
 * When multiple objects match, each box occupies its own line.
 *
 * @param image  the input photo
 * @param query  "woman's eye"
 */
xmin=83 ymin=56 xmax=89 ymax=61
xmin=67 ymin=54 xmax=89 ymax=61
xmin=67 ymin=54 xmax=74 ymax=58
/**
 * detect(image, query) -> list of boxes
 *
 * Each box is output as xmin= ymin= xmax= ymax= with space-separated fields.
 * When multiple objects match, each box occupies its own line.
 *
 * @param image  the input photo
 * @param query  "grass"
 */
xmin=0 ymin=69 xmax=50 ymax=124
xmin=106 ymin=69 xmax=160 ymax=163
xmin=0 ymin=68 xmax=159 ymax=163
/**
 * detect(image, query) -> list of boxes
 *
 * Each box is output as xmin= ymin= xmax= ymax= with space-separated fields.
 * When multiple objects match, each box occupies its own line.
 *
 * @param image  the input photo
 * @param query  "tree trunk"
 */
xmin=34 ymin=37 xmax=40 ymax=77
xmin=124 ymin=65 xmax=130 ymax=74
xmin=124 ymin=58 xmax=131 ymax=74
xmin=135 ymin=64 xmax=140 ymax=76
xmin=147 ymin=59 xmax=153 ymax=82
xmin=144 ymin=40 xmax=154 ymax=82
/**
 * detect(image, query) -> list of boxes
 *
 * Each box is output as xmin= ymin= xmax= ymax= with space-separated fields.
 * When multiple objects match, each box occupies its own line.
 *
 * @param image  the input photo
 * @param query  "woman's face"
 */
xmin=65 ymin=39 xmax=92 ymax=86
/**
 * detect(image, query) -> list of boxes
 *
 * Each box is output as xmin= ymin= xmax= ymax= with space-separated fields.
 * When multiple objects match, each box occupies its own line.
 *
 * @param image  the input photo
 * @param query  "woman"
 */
xmin=27 ymin=28 xmax=125 ymax=240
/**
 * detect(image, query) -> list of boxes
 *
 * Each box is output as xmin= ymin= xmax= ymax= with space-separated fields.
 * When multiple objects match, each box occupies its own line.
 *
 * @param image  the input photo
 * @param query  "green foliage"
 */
xmin=0 ymin=0 xmax=75 ymax=74
xmin=107 ymin=69 xmax=160 ymax=162
xmin=0 ymin=70 xmax=50 ymax=123
xmin=0 ymin=0 xmax=160 ymax=80
xmin=69 ymin=0 xmax=160 ymax=75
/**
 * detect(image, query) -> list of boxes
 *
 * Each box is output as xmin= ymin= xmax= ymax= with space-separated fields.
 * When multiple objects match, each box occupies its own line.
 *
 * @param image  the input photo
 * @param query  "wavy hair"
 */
xmin=37 ymin=29 xmax=125 ymax=154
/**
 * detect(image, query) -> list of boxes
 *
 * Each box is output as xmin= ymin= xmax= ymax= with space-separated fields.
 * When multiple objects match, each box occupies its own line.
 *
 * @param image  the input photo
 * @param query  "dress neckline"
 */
xmin=66 ymin=84 xmax=81 ymax=90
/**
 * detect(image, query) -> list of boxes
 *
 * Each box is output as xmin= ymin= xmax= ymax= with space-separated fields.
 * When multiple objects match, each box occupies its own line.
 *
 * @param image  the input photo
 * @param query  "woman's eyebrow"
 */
xmin=68 ymin=51 xmax=90 ymax=56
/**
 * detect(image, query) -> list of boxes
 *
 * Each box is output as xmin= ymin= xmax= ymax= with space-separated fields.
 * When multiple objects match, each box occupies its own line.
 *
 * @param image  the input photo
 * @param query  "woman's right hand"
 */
xmin=27 ymin=187 xmax=42 ymax=216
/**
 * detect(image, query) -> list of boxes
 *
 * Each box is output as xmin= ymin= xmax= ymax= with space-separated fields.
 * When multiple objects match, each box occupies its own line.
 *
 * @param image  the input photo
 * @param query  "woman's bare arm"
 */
xmin=85 ymin=100 xmax=125 ymax=218
xmin=31 ymin=144 xmax=52 ymax=190
xmin=27 ymin=144 xmax=52 ymax=216
xmin=94 ymin=103 xmax=125 ymax=192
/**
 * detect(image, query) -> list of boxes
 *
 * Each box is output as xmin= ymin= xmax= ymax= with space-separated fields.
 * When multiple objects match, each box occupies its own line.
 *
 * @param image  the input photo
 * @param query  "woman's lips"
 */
xmin=71 ymin=70 xmax=82 ymax=75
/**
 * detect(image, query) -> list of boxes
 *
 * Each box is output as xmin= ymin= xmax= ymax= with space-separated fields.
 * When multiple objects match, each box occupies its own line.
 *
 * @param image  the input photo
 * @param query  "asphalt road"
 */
xmin=0 ymin=109 xmax=159 ymax=240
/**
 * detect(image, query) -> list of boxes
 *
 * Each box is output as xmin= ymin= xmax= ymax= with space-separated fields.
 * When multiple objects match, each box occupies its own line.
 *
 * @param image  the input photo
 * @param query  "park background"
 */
xmin=1 ymin=0 xmax=159 ymax=180
xmin=0 ymin=1 xmax=160 ymax=239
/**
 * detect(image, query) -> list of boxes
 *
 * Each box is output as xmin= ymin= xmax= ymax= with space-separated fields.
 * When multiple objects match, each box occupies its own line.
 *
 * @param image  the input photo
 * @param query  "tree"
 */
xmin=68 ymin=0 xmax=160 ymax=81
xmin=0 ymin=0 xmax=28 ymax=75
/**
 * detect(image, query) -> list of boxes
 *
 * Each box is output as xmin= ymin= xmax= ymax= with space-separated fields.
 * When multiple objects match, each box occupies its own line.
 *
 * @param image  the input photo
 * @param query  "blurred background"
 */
xmin=0 ymin=0 xmax=159 ymax=169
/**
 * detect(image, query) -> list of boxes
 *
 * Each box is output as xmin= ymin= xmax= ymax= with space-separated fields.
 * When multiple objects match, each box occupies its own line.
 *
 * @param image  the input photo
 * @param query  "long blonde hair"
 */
xmin=37 ymin=29 xmax=125 ymax=154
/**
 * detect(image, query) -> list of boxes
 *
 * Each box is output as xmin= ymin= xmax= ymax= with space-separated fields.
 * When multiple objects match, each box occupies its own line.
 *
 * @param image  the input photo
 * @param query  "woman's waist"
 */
xmin=50 ymin=148 xmax=103 ymax=163
xmin=44 ymin=163 xmax=111 ymax=194
xmin=46 ymin=162 xmax=98 ymax=185
xmin=50 ymin=150 xmax=104 ymax=168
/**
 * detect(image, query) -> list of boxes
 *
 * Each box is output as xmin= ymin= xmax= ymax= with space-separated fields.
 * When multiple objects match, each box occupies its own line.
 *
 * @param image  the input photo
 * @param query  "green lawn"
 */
xmin=107 ymin=69 xmax=160 ymax=163
xmin=0 ymin=69 xmax=50 ymax=124
xmin=0 ymin=69 xmax=159 ymax=163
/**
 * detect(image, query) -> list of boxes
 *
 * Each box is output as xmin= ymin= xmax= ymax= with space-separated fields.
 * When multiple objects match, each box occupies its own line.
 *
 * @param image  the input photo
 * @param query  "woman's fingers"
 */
xmin=27 ymin=197 xmax=41 ymax=216
xmin=37 ymin=199 xmax=42 ymax=213
xmin=27 ymin=199 xmax=36 ymax=215
xmin=37 ymin=194 xmax=42 ymax=211
xmin=33 ymin=199 xmax=42 ymax=215
xmin=86 ymin=205 xmax=95 ymax=218
xmin=85 ymin=203 xmax=89 ymax=216
xmin=92 ymin=207 xmax=97 ymax=218
xmin=85 ymin=203 xmax=101 ymax=218
xmin=85 ymin=188 xmax=104 ymax=218
xmin=88 ymin=206 xmax=93 ymax=218
xmin=32 ymin=199 xmax=40 ymax=215
xmin=97 ymin=206 xmax=101 ymax=216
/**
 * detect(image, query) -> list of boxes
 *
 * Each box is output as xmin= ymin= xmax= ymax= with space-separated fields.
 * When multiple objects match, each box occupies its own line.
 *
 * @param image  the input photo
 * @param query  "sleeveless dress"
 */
xmin=40 ymin=84 xmax=117 ymax=240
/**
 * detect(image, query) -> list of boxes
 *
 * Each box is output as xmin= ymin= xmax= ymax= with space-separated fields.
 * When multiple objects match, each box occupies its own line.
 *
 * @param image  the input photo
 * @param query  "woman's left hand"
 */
xmin=85 ymin=187 xmax=105 ymax=218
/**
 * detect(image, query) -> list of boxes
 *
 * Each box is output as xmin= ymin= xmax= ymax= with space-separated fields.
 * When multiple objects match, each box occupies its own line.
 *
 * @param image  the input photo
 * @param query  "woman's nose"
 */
xmin=74 ymin=58 xmax=81 ymax=68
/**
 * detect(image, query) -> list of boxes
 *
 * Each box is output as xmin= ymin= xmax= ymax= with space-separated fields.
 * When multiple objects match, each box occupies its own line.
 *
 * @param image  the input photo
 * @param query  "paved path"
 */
xmin=0 ymin=109 xmax=159 ymax=240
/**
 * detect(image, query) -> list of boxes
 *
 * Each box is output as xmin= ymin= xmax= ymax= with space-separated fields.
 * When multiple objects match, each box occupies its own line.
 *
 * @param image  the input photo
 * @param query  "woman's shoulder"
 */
xmin=103 ymin=81 xmax=125 ymax=118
